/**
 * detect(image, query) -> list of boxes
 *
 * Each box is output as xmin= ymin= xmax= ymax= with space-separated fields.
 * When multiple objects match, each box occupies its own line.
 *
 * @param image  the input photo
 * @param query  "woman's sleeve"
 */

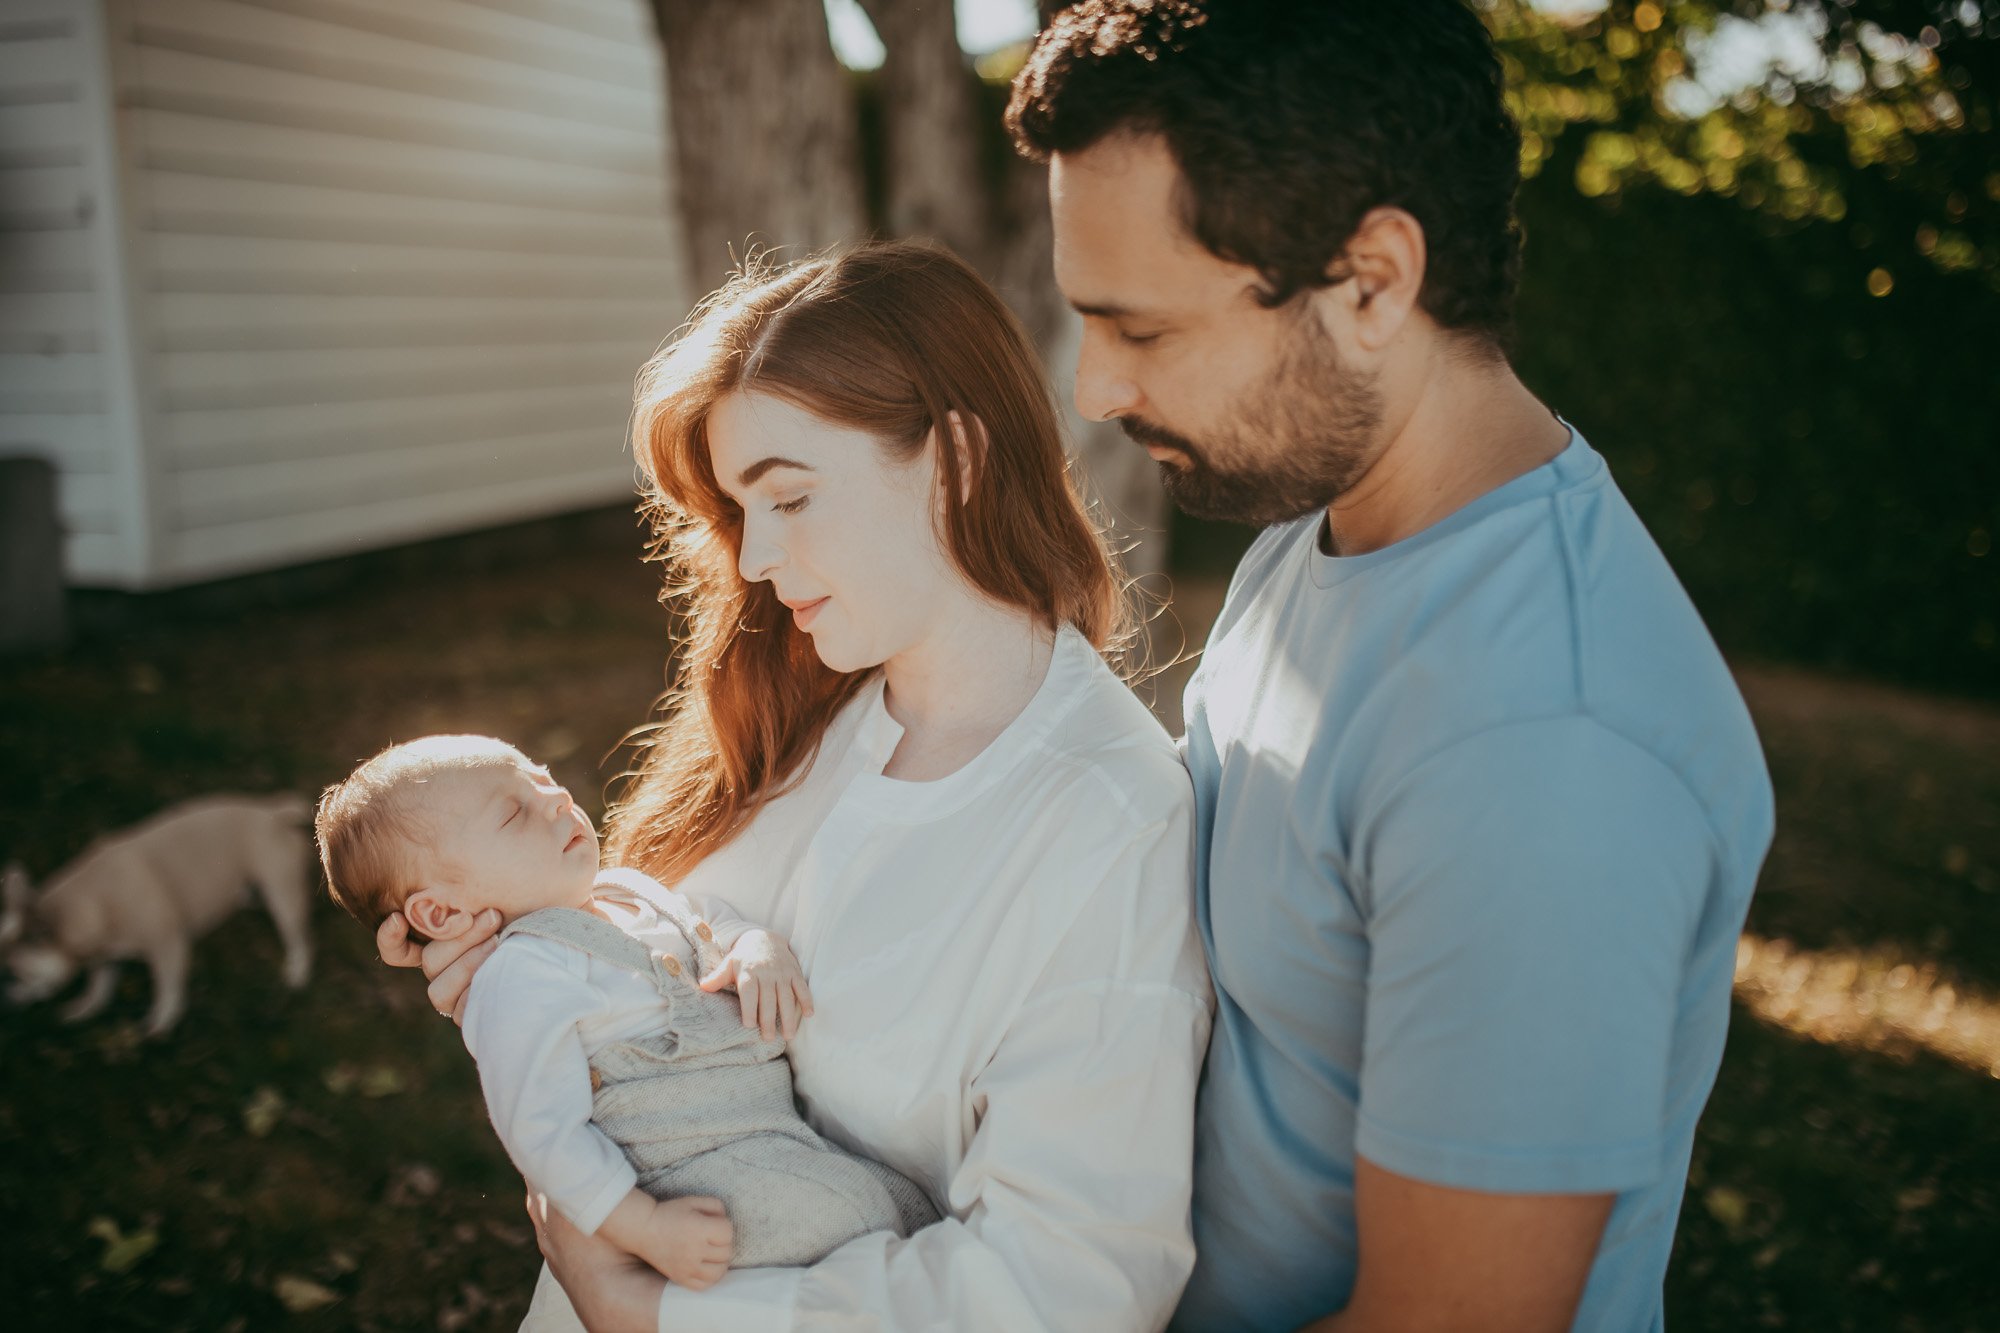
xmin=656 ymin=796 xmax=1215 ymax=1333
xmin=461 ymin=938 xmax=638 ymax=1234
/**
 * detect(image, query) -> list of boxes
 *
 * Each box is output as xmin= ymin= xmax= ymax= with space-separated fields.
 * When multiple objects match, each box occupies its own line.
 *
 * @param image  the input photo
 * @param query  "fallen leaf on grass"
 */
xmin=243 ymin=1086 xmax=286 ymax=1138
xmin=273 ymin=1273 xmax=339 ymax=1313
xmin=484 ymin=1218 xmax=533 ymax=1249
xmin=385 ymin=1162 xmax=442 ymax=1208
xmin=1703 ymin=1185 xmax=1751 ymax=1234
xmin=86 ymin=1217 xmax=158 ymax=1274
xmin=322 ymin=1062 xmax=407 ymax=1097
xmin=93 ymin=1022 xmax=146 ymax=1063
xmin=1896 ymin=1183 xmax=1939 ymax=1212
xmin=438 ymin=1281 xmax=492 ymax=1332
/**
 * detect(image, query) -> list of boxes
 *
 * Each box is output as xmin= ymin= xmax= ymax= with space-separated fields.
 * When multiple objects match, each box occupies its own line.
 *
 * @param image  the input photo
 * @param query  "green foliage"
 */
xmin=1488 ymin=0 xmax=1998 ymax=292
xmin=1488 ymin=0 xmax=2000 ymax=693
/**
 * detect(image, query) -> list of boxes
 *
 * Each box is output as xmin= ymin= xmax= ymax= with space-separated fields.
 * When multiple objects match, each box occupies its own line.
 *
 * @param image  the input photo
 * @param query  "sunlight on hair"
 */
xmin=1734 ymin=933 xmax=2000 ymax=1079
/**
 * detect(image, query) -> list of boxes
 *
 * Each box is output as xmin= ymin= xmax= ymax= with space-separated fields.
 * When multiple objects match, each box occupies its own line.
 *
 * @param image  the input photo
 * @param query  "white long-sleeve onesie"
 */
xmin=458 ymin=869 xmax=719 ymax=1234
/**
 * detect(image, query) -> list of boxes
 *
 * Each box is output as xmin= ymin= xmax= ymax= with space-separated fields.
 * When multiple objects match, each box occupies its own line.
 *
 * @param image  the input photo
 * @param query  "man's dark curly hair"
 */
xmin=1007 ymin=0 xmax=1524 ymax=343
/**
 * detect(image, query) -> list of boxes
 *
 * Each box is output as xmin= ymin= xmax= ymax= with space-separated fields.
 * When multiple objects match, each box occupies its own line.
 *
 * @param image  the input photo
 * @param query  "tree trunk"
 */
xmin=647 ymin=0 xmax=867 ymax=292
xmin=852 ymin=0 xmax=990 ymax=267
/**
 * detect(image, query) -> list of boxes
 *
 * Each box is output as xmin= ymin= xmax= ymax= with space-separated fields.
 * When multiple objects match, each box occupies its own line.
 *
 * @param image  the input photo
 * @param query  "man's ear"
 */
xmin=403 ymin=889 xmax=472 ymax=942
xmin=1314 ymin=205 xmax=1427 ymax=354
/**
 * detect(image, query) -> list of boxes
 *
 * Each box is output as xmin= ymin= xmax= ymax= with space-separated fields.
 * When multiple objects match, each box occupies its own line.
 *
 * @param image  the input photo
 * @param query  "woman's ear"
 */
xmin=403 ymin=889 xmax=471 ymax=942
xmin=943 ymin=410 xmax=987 ymax=505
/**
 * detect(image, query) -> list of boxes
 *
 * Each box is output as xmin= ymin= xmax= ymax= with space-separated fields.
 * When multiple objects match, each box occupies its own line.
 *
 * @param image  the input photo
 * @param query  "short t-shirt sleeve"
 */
xmin=1352 ymin=714 xmax=1716 ymax=1195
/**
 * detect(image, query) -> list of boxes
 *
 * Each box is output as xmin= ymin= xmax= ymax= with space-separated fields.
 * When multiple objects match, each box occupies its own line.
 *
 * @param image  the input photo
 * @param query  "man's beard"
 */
xmin=1121 ymin=314 xmax=1384 ymax=527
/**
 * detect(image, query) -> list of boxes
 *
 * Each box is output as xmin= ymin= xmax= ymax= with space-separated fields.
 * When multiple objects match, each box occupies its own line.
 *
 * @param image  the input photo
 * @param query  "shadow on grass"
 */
xmin=1668 ymin=1004 xmax=2000 ymax=1332
xmin=1738 ymin=665 xmax=2000 ymax=996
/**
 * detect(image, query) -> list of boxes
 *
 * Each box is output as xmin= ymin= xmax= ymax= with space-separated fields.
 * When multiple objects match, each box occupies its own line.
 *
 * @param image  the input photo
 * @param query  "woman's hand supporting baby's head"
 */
xmin=376 ymin=906 xmax=504 ymax=1025
xmin=325 ymin=732 xmax=603 ymax=1025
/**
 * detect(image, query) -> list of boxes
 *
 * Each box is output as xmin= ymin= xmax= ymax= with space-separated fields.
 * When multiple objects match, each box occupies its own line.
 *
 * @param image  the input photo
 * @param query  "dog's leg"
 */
xmin=59 ymin=963 xmax=118 ymax=1023
xmin=142 ymin=936 xmax=190 ymax=1038
xmin=252 ymin=851 xmax=315 ymax=990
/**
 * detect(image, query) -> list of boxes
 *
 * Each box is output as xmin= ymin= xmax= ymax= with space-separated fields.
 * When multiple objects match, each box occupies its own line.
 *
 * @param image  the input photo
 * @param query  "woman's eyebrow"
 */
xmin=737 ymin=457 xmax=814 ymax=487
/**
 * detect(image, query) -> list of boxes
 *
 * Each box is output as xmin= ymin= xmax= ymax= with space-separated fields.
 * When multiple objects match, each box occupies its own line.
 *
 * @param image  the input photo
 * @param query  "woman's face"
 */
xmin=707 ymin=390 xmax=959 ymax=674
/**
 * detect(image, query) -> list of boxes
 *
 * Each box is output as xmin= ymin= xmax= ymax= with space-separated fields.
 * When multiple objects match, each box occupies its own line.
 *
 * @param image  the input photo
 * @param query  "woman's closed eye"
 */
xmin=772 ymin=495 xmax=810 ymax=515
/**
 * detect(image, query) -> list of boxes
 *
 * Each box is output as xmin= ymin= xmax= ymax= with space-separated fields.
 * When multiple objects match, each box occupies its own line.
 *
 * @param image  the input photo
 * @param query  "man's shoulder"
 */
xmin=1355 ymin=471 xmax=1769 ymax=855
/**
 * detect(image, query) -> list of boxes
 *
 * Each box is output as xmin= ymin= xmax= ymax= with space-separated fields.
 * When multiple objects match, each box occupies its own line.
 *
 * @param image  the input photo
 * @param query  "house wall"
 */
xmin=0 ymin=0 xmax=140 ymax=583
xmin=83 ymin=0 xmax=685 ymax=588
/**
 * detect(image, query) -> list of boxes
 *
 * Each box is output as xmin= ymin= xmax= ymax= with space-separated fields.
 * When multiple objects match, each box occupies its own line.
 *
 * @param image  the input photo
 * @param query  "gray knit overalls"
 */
xmin=501 ymin=891 xmax=938 ymax=1267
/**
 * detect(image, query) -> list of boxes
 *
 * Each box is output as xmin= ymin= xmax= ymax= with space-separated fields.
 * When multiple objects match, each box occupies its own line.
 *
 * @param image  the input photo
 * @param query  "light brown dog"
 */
xmin=1 ymin=794 xmax=315 ymax=1037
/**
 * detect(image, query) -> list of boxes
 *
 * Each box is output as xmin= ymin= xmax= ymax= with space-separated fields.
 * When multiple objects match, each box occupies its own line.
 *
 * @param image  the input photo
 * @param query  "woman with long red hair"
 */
xmin=383 ymin=240 xmax=1211 ymax=1331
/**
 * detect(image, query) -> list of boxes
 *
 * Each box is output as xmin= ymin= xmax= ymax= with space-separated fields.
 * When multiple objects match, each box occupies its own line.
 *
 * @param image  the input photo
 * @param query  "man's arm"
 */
xmin=1302 ymin=1156 xmax=1612 ymax=1333
xmin=1321 ymin=717 xmax=1719 ymax=1331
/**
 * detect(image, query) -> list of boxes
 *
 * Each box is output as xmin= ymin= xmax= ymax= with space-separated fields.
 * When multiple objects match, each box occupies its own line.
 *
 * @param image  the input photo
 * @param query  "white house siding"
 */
xmin=0 ymin=0 xmax=135 ymax=582
xmin=107 ymin=0 xmax=685 ymax=587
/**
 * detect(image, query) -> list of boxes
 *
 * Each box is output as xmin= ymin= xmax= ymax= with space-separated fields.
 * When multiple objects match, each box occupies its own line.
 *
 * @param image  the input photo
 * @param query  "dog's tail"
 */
xmin=266 ymin=793 xmax=314 ymax=826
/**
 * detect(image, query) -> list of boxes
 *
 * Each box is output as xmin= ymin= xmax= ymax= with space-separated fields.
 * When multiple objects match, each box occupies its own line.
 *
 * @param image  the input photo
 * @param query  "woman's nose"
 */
xmin=737 ymin=516 xmax=783 ymax=584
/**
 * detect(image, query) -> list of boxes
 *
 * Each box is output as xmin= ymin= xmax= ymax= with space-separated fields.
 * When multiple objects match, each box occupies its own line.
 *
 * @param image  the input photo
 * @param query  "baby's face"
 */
xmin=413 ymin=753 xmax=600 ymax=922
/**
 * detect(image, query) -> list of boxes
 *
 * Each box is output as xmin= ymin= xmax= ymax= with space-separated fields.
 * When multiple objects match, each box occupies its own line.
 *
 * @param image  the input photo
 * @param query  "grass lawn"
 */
xmin=1 ymin=516 xmax=1994 ymax=1330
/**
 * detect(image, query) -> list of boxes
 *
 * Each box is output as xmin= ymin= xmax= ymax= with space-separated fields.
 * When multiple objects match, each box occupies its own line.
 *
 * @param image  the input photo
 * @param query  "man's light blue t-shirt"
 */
xmin=1171 ymin=428 xmax=1774 ymax=1332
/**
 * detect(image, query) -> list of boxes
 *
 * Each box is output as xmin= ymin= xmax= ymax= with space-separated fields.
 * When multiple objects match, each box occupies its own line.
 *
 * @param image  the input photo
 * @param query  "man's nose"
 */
xmin=1072 ymin=330 xmax=1142 ymax=424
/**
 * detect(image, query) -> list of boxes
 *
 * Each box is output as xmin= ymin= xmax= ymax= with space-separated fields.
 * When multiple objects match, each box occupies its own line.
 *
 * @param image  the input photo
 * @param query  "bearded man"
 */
xmin=1009 ymin=5 xmax=1775 ymax=1330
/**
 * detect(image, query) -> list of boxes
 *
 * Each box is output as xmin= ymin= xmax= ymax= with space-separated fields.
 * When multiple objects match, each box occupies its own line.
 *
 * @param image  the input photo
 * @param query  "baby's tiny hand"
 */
xmin=653 ymin=1196 xmax=732 ymax=1291
xmin=699 ymin=928 xmax=815 ymax=1041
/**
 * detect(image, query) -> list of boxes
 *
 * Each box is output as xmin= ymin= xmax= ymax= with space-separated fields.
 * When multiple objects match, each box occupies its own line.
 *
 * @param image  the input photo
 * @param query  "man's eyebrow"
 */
xmin=1070 ymin=299 xmax=1140 ymax=320
xmin=737 ymin=456 xmax=814 ymax=488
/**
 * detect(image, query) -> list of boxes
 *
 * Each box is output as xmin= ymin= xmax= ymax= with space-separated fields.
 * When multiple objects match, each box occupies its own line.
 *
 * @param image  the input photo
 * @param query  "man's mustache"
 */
xmin=1117 ymin=416 xmax=1206 ymax=464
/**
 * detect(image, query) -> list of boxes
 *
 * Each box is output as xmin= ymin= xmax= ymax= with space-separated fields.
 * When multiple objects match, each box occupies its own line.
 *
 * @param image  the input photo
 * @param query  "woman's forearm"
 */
xmin=532 ymin=1192 xmax=671 ymax=1333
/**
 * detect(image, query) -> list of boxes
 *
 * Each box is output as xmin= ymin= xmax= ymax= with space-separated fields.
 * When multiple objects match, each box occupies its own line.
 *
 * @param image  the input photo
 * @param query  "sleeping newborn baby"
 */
xmin=315 ymin=734 xmax=936 ymax=1292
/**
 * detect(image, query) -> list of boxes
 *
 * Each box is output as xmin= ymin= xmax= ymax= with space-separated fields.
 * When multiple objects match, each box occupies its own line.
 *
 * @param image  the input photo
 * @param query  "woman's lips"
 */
xmin=792 ymin=597 xmax=829 ymax=630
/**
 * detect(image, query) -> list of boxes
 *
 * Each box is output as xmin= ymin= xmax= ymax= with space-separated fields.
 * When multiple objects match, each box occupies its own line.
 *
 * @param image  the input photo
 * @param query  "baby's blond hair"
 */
xmin=314 ymin=734 xmax=523 ymax=939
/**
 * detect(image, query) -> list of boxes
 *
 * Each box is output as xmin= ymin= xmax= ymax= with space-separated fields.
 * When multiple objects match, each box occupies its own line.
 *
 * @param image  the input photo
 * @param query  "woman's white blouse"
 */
xmin=649 ymin=626 xmax=1213 ymax=1333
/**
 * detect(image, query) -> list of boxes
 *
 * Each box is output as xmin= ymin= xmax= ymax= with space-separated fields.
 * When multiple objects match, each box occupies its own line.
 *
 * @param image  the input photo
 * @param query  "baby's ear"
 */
xmin=403 ymin=890 xmax=472 ymax=942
